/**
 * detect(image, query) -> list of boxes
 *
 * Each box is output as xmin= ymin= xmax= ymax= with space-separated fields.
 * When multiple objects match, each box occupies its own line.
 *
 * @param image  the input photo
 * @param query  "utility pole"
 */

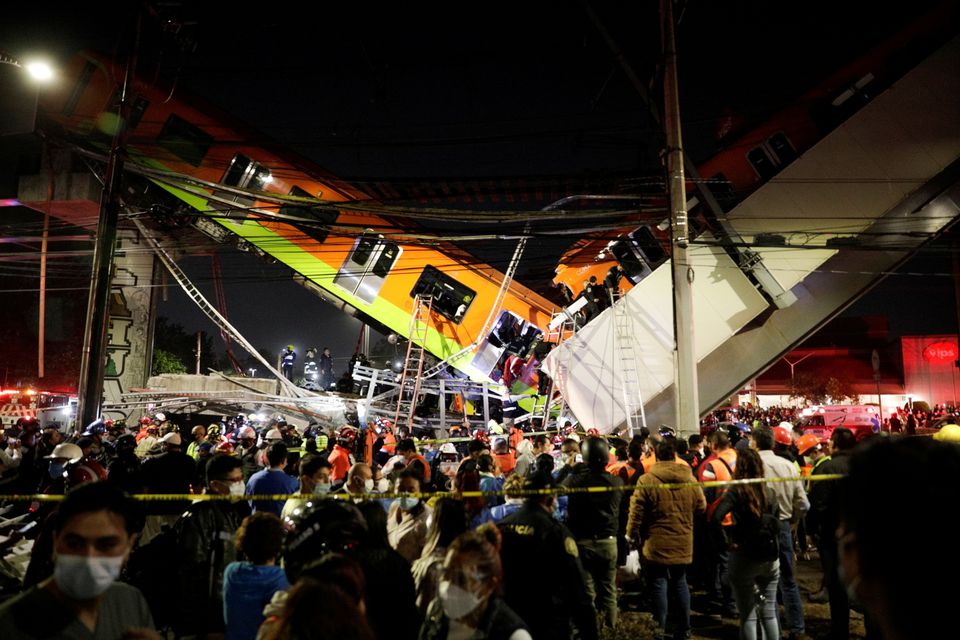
xmin=195 ymin=332 xmax=202 ymax=375
xmin=76 ymin=10 xmax=140 ymax=428
xmin=661 ymin=0 xmax=699 ymax=438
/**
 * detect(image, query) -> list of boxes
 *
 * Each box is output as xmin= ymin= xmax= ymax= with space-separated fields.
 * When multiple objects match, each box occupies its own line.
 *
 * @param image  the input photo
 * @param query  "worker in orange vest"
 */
xmin=697 ymin=429 xmax=738 ymax=616
xmin=396 ymin=437 xmax=431 ymax=484
xmin=328 ymin=426 xmax=357 ymax=483
xmin=491 ymin=436 xmax=516 ymax=476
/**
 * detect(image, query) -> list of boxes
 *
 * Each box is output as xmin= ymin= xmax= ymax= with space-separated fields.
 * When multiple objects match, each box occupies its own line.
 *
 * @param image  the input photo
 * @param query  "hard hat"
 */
xmin=934 ymin=424 xmax=960 ymax=443
xmin=44 ymin=443 xmax=83 ymax=464
xmin=139 ymin=416 xmax=151 ymax=425
xmin=795 ymin=433 xmax=821 ymax=456
xmin=772 ymin=426 xmax=793 ymax=446
xmin=287 ymin=344 xmax=294 ymax=350
xmin=68 ymin=461 xmax=107 ymax=487
xmin=238 ymin=426 xmax=256 ymax=439
xmin=115 ymin=434 xmax=136 ymax=450
xmin=162 ymin=432 xmax=183 ymax=446
xmin=779 ymin=421 xmax=794 ymax=430
xmin=658 ymin=425 xmax=676 ymax=438
xmin=265 ymin=428 xmax=283 ymax=441
xmin=81 ymin=419 xmax=106 ymax=437
xmin=336 ymin=426 xmax=358 ymax=443
xmin=439 ymin=443 xmax=458 ymax=455
xmin=215 ymin=441 xmax=235 ymax=454
xmin=207 ymin=424 xmax=221 ymax=438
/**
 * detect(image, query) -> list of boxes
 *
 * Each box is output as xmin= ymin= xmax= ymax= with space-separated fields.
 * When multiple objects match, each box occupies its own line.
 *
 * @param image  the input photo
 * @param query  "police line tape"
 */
xmin=0 ymin=474 xmax=844 ymax=502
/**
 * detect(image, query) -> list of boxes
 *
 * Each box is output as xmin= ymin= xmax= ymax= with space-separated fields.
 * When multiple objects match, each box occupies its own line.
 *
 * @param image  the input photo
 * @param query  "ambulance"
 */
xmin=798 ymin=405 xmax=881 ymax=440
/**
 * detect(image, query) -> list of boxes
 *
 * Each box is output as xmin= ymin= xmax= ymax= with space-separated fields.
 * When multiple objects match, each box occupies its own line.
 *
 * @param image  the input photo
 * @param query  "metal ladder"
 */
xmin=133 ymin=219 xmax=309 ymax=398
xmin=611 ymin=291 xmax=646 ymax=438
xmin=536 ymin=311 xmax=576 ymax=427
xmin=394 ymin=295 xmax=434 ymax=426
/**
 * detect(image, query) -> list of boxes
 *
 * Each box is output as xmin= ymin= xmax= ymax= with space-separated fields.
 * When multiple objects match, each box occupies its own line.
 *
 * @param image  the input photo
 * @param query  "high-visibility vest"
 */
xmin=493 ymin=451 xmax=516 ymax=476
xmin=382 ymin=432 xmax=397 ymax=455
xmin=364 ymin=429 xmax=376 ymax=464
xmin=641 ymin=451 xmax=690 ymax=472
xmin=407 ymin=453 xmax=431 ymax=483
xmin=700 ymin=451 xmax=735 ymax=526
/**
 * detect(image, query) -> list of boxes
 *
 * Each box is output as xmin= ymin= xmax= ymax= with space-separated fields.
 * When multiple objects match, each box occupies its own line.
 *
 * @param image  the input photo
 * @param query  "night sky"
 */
xmin=2 ymin=0 xmax=957 ymax=379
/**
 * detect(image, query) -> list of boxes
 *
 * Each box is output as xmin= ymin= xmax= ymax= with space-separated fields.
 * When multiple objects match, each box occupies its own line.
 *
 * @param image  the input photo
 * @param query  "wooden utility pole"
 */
xmin=661 ymin=0 xmax=699 ymax=438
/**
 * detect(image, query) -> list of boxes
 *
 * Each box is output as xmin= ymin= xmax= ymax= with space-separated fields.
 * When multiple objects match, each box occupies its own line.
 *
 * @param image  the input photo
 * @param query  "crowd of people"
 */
xmin=0 ymin=408 xmax=957 ymax=640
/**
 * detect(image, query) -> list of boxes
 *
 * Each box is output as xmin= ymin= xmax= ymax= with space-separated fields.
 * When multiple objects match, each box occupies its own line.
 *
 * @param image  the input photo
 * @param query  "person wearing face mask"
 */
xmin=169 ymin=453 xmax=248 ymax=638
xmin=0 ymin=482 xmax=159 ymax=638
xmin=337 ymin=462 xmax=376 ymax=500
xmin=387 ymin=468 xmax=432 ymax=563
xmin=236 ymin=425 xmax=263 ymax=482
xmin=420 ymin=525 xmax=531 ymax=640
xmin=280 ymin=454 xmax=333 ymax=522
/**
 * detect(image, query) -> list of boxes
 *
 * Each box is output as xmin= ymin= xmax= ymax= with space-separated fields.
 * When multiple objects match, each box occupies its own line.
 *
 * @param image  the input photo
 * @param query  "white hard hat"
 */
xmin=44 ymin=443 xmax=83 ymax=464
xmin=440 ymin=443 xmax=458 ymax=454
xmin=779 ymin=421 xmax=794 ymax=430
xmin=266 ymin=428 xmax=283 ymax=441
xmin=154 ymin=412 xmax=166 ymax=422
xmin=238 ymin=426 xmax=256 ymax=439
xmin=162 ymin=432 xmax=182 ymax=446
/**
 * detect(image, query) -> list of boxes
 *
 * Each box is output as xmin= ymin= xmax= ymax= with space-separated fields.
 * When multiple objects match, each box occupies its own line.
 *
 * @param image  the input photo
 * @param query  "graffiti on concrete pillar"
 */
xmin=103 ymin=229 xmax=155 ymax=420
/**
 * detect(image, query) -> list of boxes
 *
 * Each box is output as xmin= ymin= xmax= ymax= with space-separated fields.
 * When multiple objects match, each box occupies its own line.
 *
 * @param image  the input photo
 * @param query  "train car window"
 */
xmin=372 ymin=243 xmax=401 ymax=278
xmin=411 ymin=265 xmax=476 ymax=324
xmin=282 ymin=186 xmax=338 ymax=244
xmin=747 ymin=147 xmax=777 ymax=180
xmin=158 ymin=114 xmax=214 ymax=167
xmin=609 ymin=239 xmax=648 ymax=281
xmin=222 ymin=154 xmax=251 ymax=188
xmin=630 ymin=225 xmax=668 ymax=268
xmin=62 ymin=61 xmax=97 ymax=117
xmin=767 ymin=133 xmax=796 ymax=165
xmin=351 ymin=234 xmax=377 ymax=266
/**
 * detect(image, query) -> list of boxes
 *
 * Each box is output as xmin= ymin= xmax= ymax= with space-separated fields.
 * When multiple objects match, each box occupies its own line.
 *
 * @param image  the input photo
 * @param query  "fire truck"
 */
xmin=0 ymin=389 xmax=77 ymax=432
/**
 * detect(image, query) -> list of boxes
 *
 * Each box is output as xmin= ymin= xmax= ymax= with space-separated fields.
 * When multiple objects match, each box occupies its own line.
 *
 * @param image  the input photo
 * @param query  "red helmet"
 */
xmin=772 ymin=426 xmax=793 ymax=446
xmin=472 ymin=429 xmax=490 ymax=443
xmin=586 ymin=428 xmax=601 ymax=439
xmin=337 ymin=426 xmax=358 ymax=444
xmin=215 ymin=441 xmax=235 ymax=455
xmin=67 ymin=460 xmax=108 ymax=487
xmin=139 ymin=416 xmax=151 ymax=425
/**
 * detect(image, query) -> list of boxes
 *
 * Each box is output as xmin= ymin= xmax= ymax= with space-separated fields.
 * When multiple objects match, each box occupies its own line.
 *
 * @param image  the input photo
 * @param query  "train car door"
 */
xmin=334 ymin=232 xmax=402 ymax=305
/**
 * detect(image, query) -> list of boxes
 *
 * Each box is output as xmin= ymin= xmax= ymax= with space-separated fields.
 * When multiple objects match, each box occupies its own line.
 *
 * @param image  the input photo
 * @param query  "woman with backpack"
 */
xmin=711 ymin=447 xmax=782 ymax=640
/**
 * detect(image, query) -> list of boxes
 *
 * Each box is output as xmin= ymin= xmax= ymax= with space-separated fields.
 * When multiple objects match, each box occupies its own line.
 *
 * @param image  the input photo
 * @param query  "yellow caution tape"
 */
xmin=0 ymin=473 xmax=843 ymax=502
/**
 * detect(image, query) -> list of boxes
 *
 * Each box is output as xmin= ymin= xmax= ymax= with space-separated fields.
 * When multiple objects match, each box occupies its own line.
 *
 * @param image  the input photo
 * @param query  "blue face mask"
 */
xmin=399 ymin=496 xmax=420 ymax=511
xmin=49 ymin=462 xmax=65 ymax=480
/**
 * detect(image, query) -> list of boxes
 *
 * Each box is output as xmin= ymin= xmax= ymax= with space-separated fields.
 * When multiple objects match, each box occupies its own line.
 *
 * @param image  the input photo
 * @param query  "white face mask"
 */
xmin=54 ymin=554 xmax=125 ymax=600
xmin=439 ymin=580 xmax=482 ymax=620
xmin=399 ymin=496 xmax=420 ymax=511
xmin=377 ymin=478 xmax=390 ymax=493
xmin=313 ymin=482 xmax=332 ymax=496
xmin=228 ymin=481 xmax=246 ymax=497
xmin=363 ymin=478 xmax=375 ymax=493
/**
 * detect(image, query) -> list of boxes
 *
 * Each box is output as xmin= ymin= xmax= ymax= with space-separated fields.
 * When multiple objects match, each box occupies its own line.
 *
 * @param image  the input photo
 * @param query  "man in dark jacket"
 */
xmin=563 ymin=435 xmax=623 ymax=628
xmin=139 ymin=432 xmax=196 ymax=544
xmin=171 ymin=454 xmax=247 ymax=638
xmin=808 ymin=426 xmax=856 ymax=640
xmin=499 ymin=473 xmax=598 ymax=640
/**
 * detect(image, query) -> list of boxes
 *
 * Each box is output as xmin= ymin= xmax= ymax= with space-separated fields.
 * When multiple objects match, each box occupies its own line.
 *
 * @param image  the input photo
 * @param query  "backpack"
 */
xmin=737 ymin=498 xmax=781 ymax=562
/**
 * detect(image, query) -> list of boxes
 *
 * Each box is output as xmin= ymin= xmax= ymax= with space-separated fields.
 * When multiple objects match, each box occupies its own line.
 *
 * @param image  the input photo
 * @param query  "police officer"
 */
xmin=281 ymin=344 xmax=297 ymax=381
xmin=562 ymin=434 xmax=623 ymax=628
xmin=498 ymin=472 xmax=598 ymax=640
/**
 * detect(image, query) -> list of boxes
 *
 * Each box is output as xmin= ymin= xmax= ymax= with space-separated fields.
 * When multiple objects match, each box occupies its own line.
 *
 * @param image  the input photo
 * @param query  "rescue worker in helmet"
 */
xmin=281 ymin=344 xmax=297 ymax=381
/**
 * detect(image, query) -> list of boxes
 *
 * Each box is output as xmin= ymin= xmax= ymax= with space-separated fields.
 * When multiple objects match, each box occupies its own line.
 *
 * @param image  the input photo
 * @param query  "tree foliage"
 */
xmin=153 ymin=317 xmax=219 ymax=374
xmin=151 ymin=348 xmax=187 ymax=375
xmin=790 ymin=371 xmax=859 ymax=404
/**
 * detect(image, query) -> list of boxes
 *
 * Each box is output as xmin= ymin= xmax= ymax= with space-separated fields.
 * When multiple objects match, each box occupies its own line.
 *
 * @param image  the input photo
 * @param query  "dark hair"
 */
xmin=477 ymin=453 xmax=495 ymax=474
xmin=206 ymin=453 xmax=243 ymax=486
xmin=753 ymin=426 xmax=775 ymax=451
xmin=467 ymin=440 xmax=487 ymax=455
xmin=266 ymin=442 xmax=289 ymax=467
xmin=676 ymin=439 xmax=689 ymax=456
xmin=709 ymin=430 xmax=730 ymax=449
xmin=422 ymin=497 xmax=468 ymax=558
xmin=688 ymin=434 xmax=702 ymax=447
xmin=53 ymin=482 xmax=140 ymax=536
xmin=274 ymin=579 xmax=374 ymax=640
xmin=831 ymin=427 xmax=857 ymax=452
xmin=533 ymin=453 xmax=555 ymax=476
xmin=628 ymin=436 xmax=643 ymax=461
xmin=236 ymin=512 xmax=285 ymax=564
xmin=356 ymin=500 xmax=390 ymax=549
xmin=840 ymin=437 xmax=959 ymax=638
xmin=732 ymin=447 xmax=766 ymax=519
xmin=532 ymin=434 xmax=548 ymax=449
xmin=299 ymin=553 xmax=366 ymax=605
xmin=655 ymin=437 xmax=676 ymax=461
xmin=396 ymin=438 xmax=417 ymax=453
xmin=300 ymin=454 xmax=331 ymax=478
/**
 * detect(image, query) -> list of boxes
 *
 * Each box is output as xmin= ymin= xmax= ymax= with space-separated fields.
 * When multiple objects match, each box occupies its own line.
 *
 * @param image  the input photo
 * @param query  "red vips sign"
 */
xmin=922 ymin=340 xmax=958 ymax=364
